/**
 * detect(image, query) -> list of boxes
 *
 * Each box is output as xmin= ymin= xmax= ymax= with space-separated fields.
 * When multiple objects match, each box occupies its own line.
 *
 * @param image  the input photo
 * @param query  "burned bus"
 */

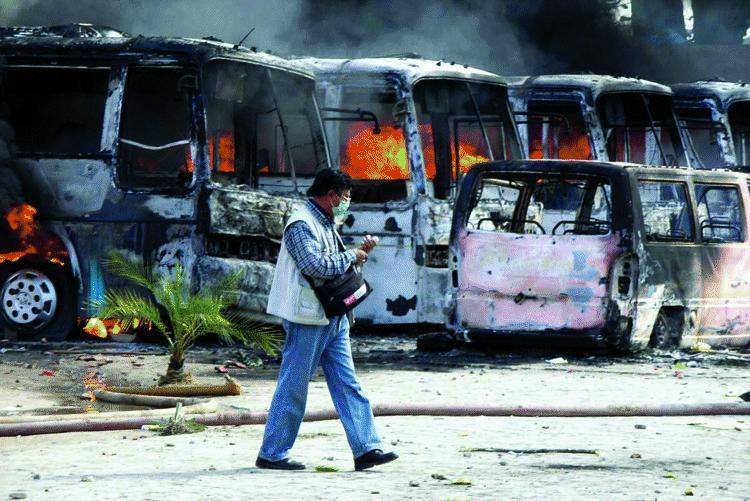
xmin=0 ymin=29 xmax=329 ymax=339
xmin=449 ymin=160 xmax=750 ymax=350
xmin=296 ymin=56 xmax=522 ymax=325
xmin=672 ymin=80 xmax=750 ymax=168
xmin=508 ymin=75 xmax=692 ymax=166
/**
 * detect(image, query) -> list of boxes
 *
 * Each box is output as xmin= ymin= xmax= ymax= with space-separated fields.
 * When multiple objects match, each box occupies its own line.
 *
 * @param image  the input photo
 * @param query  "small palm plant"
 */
xmin=96 ymin=252 xmax=280 ymax=385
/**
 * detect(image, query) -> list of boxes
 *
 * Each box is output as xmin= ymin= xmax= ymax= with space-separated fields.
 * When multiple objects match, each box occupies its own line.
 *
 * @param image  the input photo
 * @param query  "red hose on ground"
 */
xmin=1 ymin=402 xmax=749 ymax=437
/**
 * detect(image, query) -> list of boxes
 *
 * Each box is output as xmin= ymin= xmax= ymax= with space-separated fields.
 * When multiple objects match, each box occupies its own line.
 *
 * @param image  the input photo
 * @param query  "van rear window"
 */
xmin=3 ymin=67 xmax=109 ymax=155
xmin=637 ymin=181 xmax=693 ymax=242
xmin=467 ymin=175 xmax=612 ymax=236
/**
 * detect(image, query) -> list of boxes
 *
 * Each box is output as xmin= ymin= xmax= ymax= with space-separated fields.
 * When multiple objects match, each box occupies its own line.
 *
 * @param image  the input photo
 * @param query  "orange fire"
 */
xmin=457 ymin=143 xmax=491 ymax=174
xmin=181 ymin=131 xmax=236 ymax=175
xmin=0 ymin=203 xmax=67 ymax=266
xmin=529 ymin=131 xmax=592 ymax=160
xmin=342 ymin=124 xmax=410 ymax=180
xmin=83 ymin=317 xmax=145 ymax=339
xmin=342 ymin=123 xmax=490 ymax=181
xmin=210 ymin=131 xmax=236 ymax=173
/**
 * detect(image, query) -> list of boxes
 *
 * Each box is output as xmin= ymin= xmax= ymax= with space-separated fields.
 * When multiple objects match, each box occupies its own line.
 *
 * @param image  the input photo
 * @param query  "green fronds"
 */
xmin=204 ymin=269 xmax=243 ymax=304
xmin=100 ymin=252 xmax=280 ymax=358
xmin=151 ymin=264 xmax=187 ymax=328
xmin=103 ymin=251 xmax=154 ymax=290
xmin=94 ymin=289 xmax=169 ymax=343
xmin=223 ymin=311 xmax=283 ymax=356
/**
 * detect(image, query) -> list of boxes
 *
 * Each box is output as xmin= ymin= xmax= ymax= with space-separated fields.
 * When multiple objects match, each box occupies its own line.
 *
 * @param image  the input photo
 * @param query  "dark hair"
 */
xmin=306 ymin=168 xmax=353 ymax=197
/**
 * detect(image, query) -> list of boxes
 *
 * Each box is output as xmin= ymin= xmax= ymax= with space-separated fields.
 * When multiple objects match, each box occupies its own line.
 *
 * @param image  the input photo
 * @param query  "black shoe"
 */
xmin=255 ymin=456 xmax=306 ymax=470
xmin=354 ymin=449 xmax=399 ymax=471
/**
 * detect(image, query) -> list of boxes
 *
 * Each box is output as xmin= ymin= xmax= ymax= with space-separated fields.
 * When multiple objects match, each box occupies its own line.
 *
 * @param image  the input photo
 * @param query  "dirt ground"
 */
xmin=0 ymin=336 xmax=749 ymax=500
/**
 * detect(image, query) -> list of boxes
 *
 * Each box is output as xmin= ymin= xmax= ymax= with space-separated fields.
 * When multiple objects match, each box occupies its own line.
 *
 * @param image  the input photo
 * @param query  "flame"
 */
xmin=529 ymin=128 xmax=592 ymax=160
xmin=342 ymin=124 xmax=409 ymax=180
xmin=342 ymin=123 xmax=490 ymax=181
xmin=83 ymin=317 xmax=108 ymax=338
xmin=83 ymin=316 xmax=144 ymax=339
xmin=184 ymin=146 xmax=195 ymax=173
xmin=6 ymin=204 xmax=36 ymax=240
xmin=0 ymin=203 xmax=68 ymax=266
xmin=457 ymin=143 xmax=491 ymax=174
xmin=208 ymin=130 xmax=236 ymax=173
xmin=182 ymin=131 xmax=237 ymax=175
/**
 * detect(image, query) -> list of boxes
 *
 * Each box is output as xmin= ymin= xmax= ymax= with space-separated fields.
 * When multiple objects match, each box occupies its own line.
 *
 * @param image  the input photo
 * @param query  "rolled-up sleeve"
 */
xmin=284 ymin=221 xmax=356 ymax=279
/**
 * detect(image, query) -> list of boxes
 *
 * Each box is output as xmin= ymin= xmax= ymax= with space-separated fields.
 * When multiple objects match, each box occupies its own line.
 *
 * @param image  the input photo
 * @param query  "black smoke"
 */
xmin=692 ymin=0 xmax=750 ymax=45
xmin=1 ymin=1 xmax=749 ymax=82
xmin=0 ymin=0 xmax=661 ymax=76
xmin=285 ymin=0 xmax=665 ymax=77
xmin=0 ymin=59 xmax=26 ymax=244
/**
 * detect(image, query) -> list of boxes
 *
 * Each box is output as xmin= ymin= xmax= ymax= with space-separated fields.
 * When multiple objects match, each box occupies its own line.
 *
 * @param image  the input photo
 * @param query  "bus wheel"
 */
xmin=649 ymin=309 xmax=682 ymax=350
xmin=0 ymin=262 xmax=75 ymax=341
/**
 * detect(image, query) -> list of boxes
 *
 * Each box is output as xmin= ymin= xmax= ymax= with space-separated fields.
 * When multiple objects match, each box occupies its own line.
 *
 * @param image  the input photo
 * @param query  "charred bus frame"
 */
xmin=672 ymin=80 xmax=750 ymax=168
xmin=508 ymin=75 xmax=692 ymax=167
xmin=0 ymin=31 xmax=330 ymax=339
xmin=297 ymin=56 xmax=523 ymax=326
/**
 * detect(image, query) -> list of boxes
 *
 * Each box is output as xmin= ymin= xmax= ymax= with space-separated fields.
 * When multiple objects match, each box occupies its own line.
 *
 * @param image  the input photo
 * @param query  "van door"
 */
xmin=449 ymin=163 xmax=631 ymax=338
xmin=694 ymin=182 xmax=750 ymax=346
xmin=633 ymin=178 xmax=702 ymax=347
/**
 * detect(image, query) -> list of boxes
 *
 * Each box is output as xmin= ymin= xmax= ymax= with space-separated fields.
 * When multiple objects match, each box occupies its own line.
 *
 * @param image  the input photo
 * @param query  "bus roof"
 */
xmin=672 ymin=81 xmax=750 ymax=110
xmin=294 ymin=56 xmax=508 ymax=87
xmin=0 ymin=30 xmax=315 ymax=78
xmin=509 ymin=74 xmax=673 ymax=100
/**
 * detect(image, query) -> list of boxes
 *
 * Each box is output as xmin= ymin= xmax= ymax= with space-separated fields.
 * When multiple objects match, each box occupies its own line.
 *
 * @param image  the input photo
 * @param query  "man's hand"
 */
xmin=360 ymin=235 xmax=379 ymax=253
xmin=353 ymin=248 xmax=368 ymax=265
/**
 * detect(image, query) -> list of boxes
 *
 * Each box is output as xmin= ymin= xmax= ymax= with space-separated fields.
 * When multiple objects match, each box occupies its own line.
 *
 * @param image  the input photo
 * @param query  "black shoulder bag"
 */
xmin=305 ymin=264 xmax=372 ymax=318
xmin=303 ymin=229 xmax=373 ymax=318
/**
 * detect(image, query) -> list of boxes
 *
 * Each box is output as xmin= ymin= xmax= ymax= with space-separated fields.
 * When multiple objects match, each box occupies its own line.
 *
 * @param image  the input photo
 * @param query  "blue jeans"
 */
xmin=258 ymin=315 xmax=382 ymax=461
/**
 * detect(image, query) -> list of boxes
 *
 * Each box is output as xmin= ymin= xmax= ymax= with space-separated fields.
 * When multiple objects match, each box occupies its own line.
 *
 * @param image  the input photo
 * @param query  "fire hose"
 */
xmin=1 ymin=401 xmax=749 ymax=437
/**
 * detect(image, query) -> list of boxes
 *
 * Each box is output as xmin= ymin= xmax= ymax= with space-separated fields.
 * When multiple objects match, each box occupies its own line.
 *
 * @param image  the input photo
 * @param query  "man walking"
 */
xmin=257 ymin=169 xmax=398 ymax=471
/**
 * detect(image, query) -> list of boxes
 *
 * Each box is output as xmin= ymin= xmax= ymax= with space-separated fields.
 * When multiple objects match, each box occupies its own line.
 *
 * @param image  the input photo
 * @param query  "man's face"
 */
xmin=329 ymin=189 xmax=351 ymax=209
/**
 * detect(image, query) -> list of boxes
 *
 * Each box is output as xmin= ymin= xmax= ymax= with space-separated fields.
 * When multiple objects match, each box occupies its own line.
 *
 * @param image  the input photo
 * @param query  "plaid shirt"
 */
xmin=284 ymin=199 xmax=357 ymax=280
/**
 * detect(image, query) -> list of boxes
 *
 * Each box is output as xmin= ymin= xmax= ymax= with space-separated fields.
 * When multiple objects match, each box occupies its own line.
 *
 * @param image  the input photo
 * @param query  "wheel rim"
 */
xmin=1 ymin=269 xmax=58 ymax=329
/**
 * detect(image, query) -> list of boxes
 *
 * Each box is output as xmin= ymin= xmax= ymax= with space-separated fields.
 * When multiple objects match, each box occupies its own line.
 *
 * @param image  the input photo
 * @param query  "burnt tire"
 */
xmin=606 ymin=326 xmax=632 ymax=354
xmin=417 ymin=332 xmax=457 ymax=352
xmin=0 ymin=261 xmax=76 ymax=341
xmin=649 ymin=310 xmax=681 ymax=350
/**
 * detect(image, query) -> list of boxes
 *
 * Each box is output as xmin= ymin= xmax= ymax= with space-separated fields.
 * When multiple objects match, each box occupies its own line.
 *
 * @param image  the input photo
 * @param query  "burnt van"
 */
xmin=448 ymin=160 xmax=750 ymax=350
xmin=0 ymin=27 xmax=329 ymax=339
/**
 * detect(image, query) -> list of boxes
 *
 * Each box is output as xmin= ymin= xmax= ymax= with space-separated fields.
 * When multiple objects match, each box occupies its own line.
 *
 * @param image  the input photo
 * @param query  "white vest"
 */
xmin=266 ymin=205 xmax=342 ymax=326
